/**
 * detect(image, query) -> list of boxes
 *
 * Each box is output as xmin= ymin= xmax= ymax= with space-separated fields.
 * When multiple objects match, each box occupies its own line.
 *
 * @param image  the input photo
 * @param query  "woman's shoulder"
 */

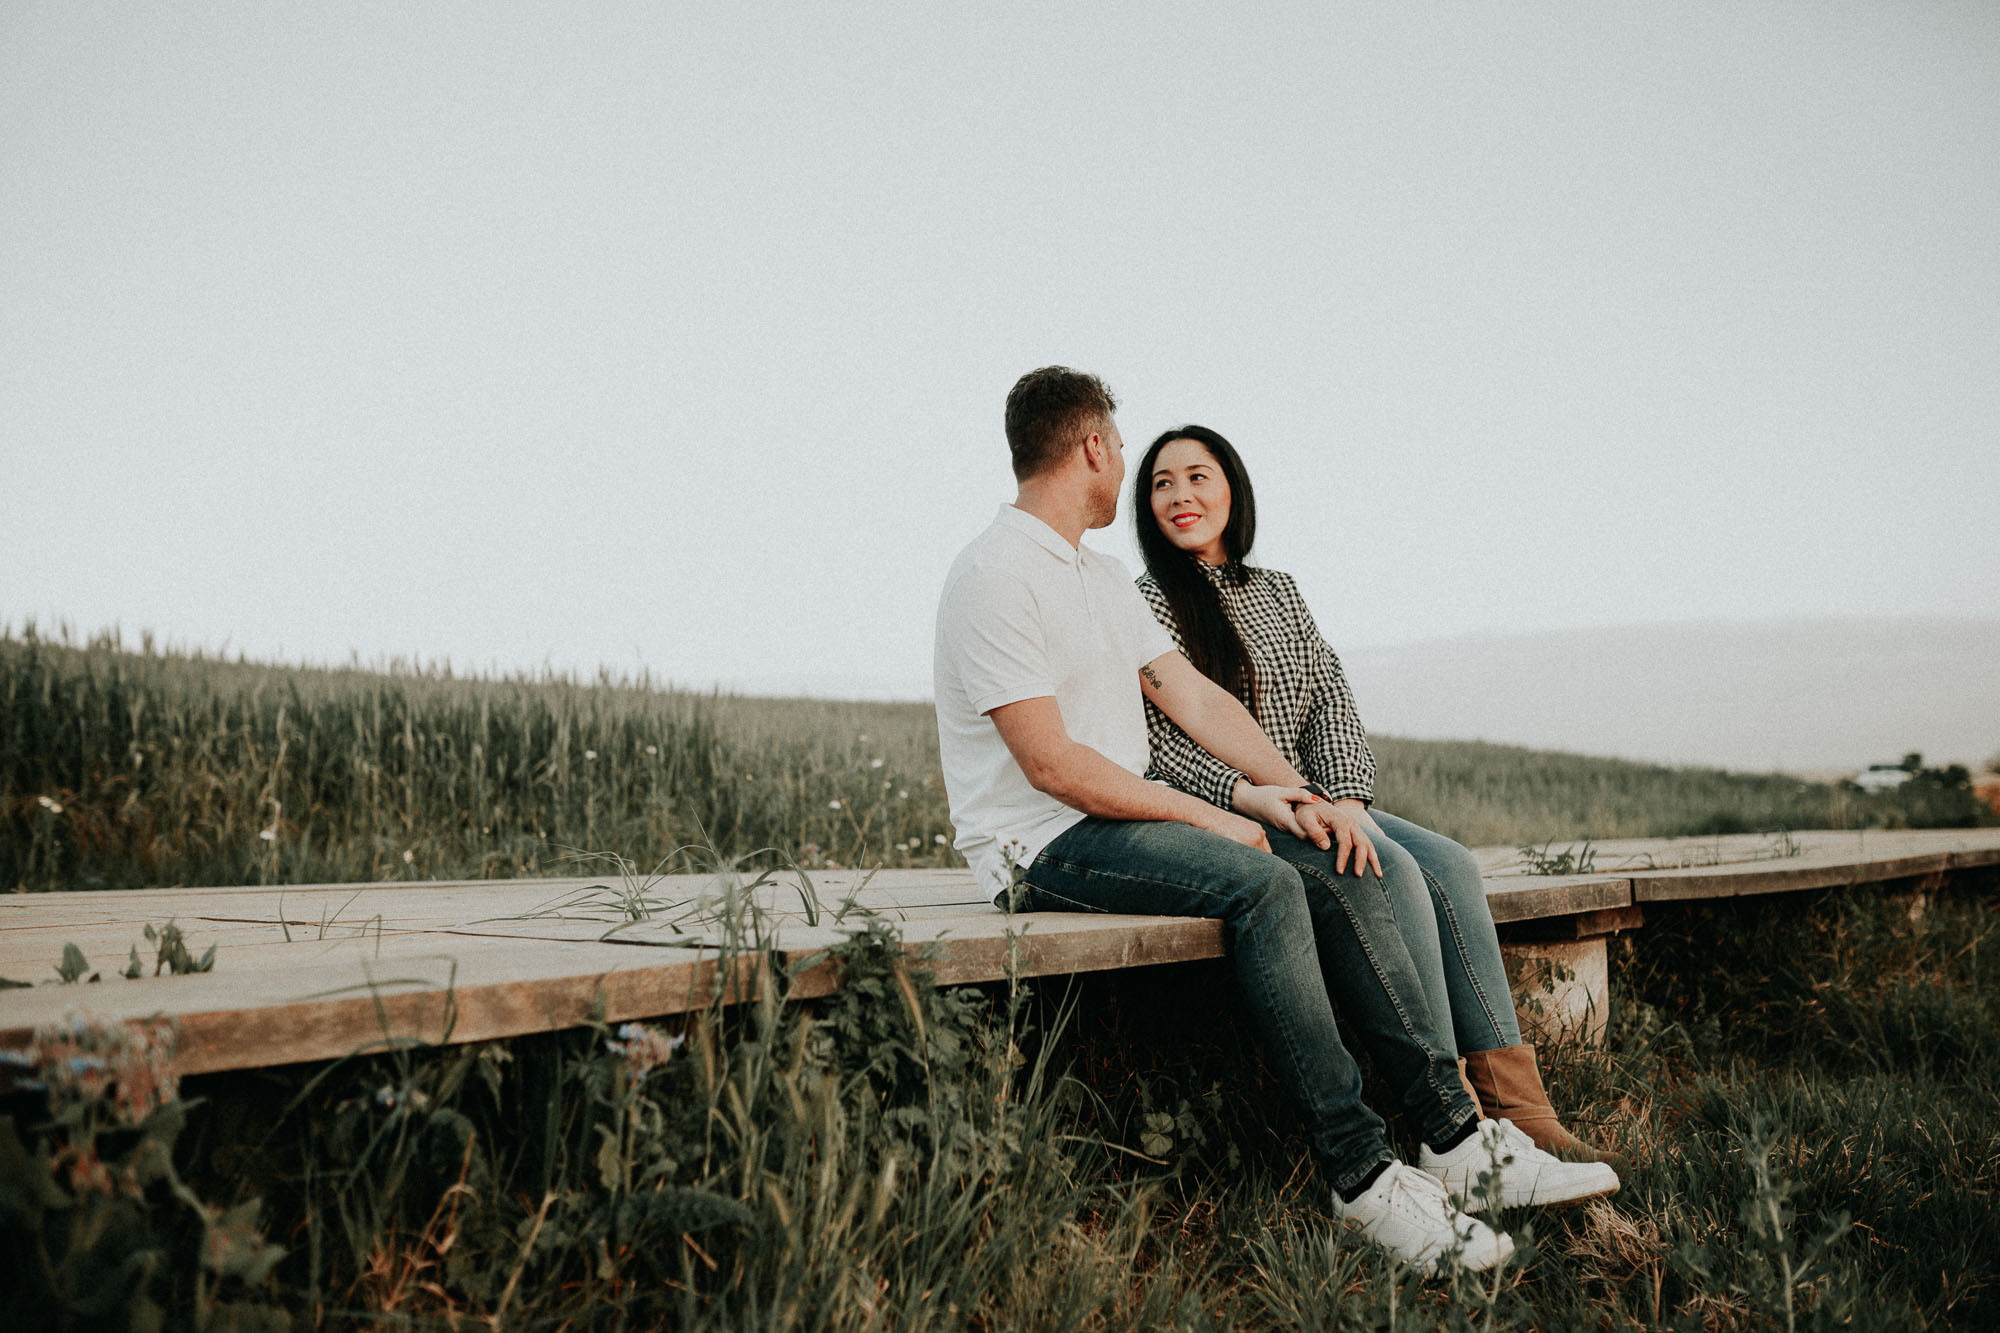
xmin=1243 ymin=563 xmax=1299 ymax=594
xmin=1247 ymin=566 xmax=1317 ymax=622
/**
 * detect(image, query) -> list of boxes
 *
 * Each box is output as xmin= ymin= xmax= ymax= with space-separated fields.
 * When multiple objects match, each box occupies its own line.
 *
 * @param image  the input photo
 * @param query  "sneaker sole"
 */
xmin=1447 ymin=1231 xmax=1516 ymax=1274
xmin=1454 ymin=1179 xmax=1620 ymax=1214
xmin=1335 ymin=1219 xmax=1518 ymax=1275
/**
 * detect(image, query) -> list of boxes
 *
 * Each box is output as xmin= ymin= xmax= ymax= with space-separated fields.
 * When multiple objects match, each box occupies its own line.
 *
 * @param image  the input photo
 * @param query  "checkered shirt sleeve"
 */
xmin=1277 ymin=573 xmax=1376 ymax=803
xmin=1135 ymin=566 xmax=1376 ymax=806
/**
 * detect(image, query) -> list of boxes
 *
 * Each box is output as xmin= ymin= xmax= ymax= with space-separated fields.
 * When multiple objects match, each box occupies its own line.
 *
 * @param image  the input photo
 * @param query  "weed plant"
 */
xmin=5 ymin=627 xmax=1987 ymax=894
xmin=4 ymin=873 xmax=1994 ymax=1329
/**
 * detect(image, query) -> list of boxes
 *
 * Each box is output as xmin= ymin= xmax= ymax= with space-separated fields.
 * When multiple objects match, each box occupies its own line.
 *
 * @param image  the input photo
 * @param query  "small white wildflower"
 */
xmin=402 ymin=849 xmax=415 ymax=863
xmin=934 ymin=834 xmax=947 ymax=845
xmin=870 ymin=759 xmax=884 ymax=769
xmin=258 ymin=828 xmax=277 ymax=842
xmin=38 ymin=796 xmax=63 ymax=814
xmin=645 ymin=745 xmax=658 ymax=755
xmin=607 ymin=1022 xmax=685 ymax=1077
xmin=828 ymin=800 xmax=843 ymax=810
xmin=583 ymin=749 xmax=597 ymax=760
xmin=898 ymin=789 xmax=909 ymax=799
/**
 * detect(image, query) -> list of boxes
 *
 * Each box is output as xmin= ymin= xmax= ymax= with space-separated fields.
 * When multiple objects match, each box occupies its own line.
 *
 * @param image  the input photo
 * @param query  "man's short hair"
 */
xmin=1004 ymin=366 xmax=1118 ymax=481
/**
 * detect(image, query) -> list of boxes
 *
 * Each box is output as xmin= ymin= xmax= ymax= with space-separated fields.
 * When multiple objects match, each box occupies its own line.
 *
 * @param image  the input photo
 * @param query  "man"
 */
xmin=932 ymin=366 xmax=1615 ymax=1275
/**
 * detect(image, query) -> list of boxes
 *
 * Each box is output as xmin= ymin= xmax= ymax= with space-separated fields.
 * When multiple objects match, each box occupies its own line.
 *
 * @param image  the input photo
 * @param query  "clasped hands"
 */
xmin=1233 ymin=782 xmax=1384 ymax=877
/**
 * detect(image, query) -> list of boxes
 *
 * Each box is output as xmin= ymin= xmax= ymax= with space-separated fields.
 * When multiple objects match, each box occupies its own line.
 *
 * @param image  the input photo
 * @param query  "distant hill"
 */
xmin=1341 ymin=616 xmax=2000 ymax=776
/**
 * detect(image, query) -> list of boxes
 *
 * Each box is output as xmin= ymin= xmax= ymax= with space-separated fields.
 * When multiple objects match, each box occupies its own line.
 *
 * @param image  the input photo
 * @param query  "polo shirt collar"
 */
xmin=995 ymin=503 xmax=1084 ymax=565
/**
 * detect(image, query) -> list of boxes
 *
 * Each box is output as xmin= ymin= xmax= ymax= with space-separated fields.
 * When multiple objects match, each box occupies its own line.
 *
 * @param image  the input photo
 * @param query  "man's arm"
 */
xmin=987 ymin=695 xmax=1276 ymax=851
xmin=1140 ymin=650 xmax=1382 ymax=875
xmin=1139 ymin=650 xmax=1308 ymax=786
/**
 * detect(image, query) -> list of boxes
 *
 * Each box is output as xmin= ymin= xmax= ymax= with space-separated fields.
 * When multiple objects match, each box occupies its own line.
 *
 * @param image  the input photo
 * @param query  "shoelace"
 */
xmin=1382 ymin=1163 xmax=1457 ymax=1221
xmin=1489 ymin=1118 xmax=1548 ymax=1162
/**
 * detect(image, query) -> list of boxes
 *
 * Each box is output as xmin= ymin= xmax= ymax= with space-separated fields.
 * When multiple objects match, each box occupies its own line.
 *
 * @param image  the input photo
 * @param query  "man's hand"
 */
xmin=1232 ymin=782 xmax=1316 ymax=841
xmin=1192 ymin=803 xmax=1273 ymax=852
xmin=1296 ymin=798 xmax=1383 ymax=877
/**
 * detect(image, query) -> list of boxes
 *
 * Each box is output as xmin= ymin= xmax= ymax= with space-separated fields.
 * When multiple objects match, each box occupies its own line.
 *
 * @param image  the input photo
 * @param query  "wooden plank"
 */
xmin=1482 ymin=875 xmax=1631 ymax=924
xmin=780 ymin=912 xmax=1226 ymax=998
xmin=1498 ymin=904 xmax=1645 ymax=941
xmin=0 ymin=934 xmax=766 ymax=1076
xmin=0 ymin=921 xmax=434 ymax=980
xmin=1949 ymin=839 xmax=2000 ymax=871
xmin=6 ymin=830 xmax=1996 ymax=1079
xmin=1629 ymin=849 xmax=1956 ymax=902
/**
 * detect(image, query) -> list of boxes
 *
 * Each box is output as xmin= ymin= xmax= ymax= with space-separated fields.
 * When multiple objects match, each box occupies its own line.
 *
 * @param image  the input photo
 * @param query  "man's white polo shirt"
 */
xmin=933 ymin=504 xmax=1175 ymax=902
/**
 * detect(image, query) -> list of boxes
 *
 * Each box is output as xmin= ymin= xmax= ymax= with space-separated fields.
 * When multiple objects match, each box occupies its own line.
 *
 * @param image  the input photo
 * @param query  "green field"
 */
xmin=4 ymin=626 xmax=1998 ymax=1328
xmin=4 ymin=627 xmax=1986 ymax=894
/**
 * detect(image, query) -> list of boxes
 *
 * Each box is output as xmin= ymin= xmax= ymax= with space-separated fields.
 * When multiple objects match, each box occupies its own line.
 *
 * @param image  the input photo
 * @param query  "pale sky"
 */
xmin=6 ymin=4 xmax=1997 ymax=717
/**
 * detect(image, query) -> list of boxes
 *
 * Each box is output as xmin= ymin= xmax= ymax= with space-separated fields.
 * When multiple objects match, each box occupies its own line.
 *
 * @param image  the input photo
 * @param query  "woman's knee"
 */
xmin=1371 ymin=839 xmax=1426 ymax=901
xmin=1425 ymin=841 xmax=1491 ymax=917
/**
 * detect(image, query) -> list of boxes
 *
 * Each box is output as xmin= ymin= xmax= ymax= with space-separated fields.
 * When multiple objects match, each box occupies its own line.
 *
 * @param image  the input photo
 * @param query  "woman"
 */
xmin=1132 ymin=424 xmax=1619 ymax=1166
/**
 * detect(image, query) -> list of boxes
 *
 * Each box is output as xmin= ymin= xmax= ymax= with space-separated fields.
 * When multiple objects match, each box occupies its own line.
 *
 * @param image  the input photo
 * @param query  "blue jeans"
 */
xmin=1015 ymin=817 xmax=1476 ymax=1192
xmin=1274 ymin=809 xmax=1521 ymax=1057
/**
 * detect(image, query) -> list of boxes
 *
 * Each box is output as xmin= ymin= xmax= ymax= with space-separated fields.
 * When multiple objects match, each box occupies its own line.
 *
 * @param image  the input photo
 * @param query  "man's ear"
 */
xmin=1080 ymin=431 xmax=1108 ymax=472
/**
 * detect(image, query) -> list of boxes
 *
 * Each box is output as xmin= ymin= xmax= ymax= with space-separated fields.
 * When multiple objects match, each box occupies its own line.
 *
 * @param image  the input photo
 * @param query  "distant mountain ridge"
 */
xmin=1339 ymin=616 xmax=2000 ymax=776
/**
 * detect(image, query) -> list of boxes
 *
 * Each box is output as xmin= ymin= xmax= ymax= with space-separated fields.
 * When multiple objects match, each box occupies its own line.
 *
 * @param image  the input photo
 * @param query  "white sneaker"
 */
xmin=1330 ymin=1161 xmax=1515 ymax=1274
xmin=1419 ymin=1117 xmax=1620 ymax=1213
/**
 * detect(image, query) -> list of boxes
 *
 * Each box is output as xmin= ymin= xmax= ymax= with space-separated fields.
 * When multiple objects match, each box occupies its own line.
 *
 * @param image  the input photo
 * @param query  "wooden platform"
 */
xmin=4 ymin=829 xmax=1997 ymax=1076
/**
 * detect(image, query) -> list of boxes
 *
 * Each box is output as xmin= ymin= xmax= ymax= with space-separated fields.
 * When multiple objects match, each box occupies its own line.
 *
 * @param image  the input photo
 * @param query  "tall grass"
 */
xmin=1370 ymin=739 xmax=1889 ymax=847
xmin=6 ymin=871 xmax=1995 ymax=1328
xmin=4 ymin=625 xmax=1986 ymax=892
xmin=3 ymin=626 xmax=954 ymax=892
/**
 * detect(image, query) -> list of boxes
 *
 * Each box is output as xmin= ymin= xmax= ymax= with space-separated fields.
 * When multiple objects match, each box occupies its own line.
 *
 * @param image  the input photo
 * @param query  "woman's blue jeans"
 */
xmin=1272 ymin=809 xmax=1521 ymax=1057
xmin=1016 ymin=816 xmax=1476 ymax=1193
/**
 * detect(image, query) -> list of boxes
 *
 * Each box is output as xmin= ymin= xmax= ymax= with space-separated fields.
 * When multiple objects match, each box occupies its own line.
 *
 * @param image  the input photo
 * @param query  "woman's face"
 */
xmin=1149 ymin=437 xmax=1232 ymax=565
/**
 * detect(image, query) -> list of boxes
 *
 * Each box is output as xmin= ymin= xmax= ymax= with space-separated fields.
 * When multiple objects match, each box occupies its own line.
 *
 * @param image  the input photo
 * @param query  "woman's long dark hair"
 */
xmin=1132 ymin=425 xmax=1259 ymax=707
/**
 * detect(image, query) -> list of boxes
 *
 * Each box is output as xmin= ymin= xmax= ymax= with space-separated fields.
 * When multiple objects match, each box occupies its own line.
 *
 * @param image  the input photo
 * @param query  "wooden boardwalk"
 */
xmin=4 ymin=828 xmax=1997 ymax=1077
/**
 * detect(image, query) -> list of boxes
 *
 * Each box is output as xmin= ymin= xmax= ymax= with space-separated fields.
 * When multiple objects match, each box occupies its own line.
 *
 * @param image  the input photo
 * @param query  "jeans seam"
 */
xmin=1031 ymin=852 xmax=1247 ymax=908
xmin=1294 ymin=858 xmax=1466 ymax=1138
xmin=1423 ymin=862 xmax=1508 ymax=1048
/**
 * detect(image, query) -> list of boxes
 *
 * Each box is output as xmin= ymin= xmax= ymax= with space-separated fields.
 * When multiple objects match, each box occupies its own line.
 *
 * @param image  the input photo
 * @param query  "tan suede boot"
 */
xmin=1455 ymin=1057 xmax=1484 ymax=1119
xmin=1462 ymin=1043 xmax=1629 ymax=1170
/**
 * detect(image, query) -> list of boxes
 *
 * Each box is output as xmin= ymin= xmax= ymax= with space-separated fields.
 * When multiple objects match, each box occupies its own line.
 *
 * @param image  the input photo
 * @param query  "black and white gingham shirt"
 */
xmin=1136 ymin=562 xmax=1377 ymax=807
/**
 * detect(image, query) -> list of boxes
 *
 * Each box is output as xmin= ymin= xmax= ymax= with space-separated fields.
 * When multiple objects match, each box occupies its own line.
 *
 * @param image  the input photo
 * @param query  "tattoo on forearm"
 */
xmin=1140 ymin=663 xmax=1162 ymax=690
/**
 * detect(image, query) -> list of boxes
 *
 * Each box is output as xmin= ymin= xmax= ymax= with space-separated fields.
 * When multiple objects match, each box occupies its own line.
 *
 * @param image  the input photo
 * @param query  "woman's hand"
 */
xmin=1230 ymin=781 xmax=1314 ymax=841
xmin=1338 ymin=798 xmax=1385 ymax=839
xmin=1294 ymin=797 xmax=1383 ymax=878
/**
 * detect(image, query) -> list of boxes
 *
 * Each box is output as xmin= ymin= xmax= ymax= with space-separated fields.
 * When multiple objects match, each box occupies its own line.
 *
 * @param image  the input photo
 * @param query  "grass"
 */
xmin=5 ymin=625 xmax=1988 ymax=894
xmin=4 ymin=873 xmax=1995 ymax=1329
xmin=5 ymin=623 xmax=1996 ymax=1326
